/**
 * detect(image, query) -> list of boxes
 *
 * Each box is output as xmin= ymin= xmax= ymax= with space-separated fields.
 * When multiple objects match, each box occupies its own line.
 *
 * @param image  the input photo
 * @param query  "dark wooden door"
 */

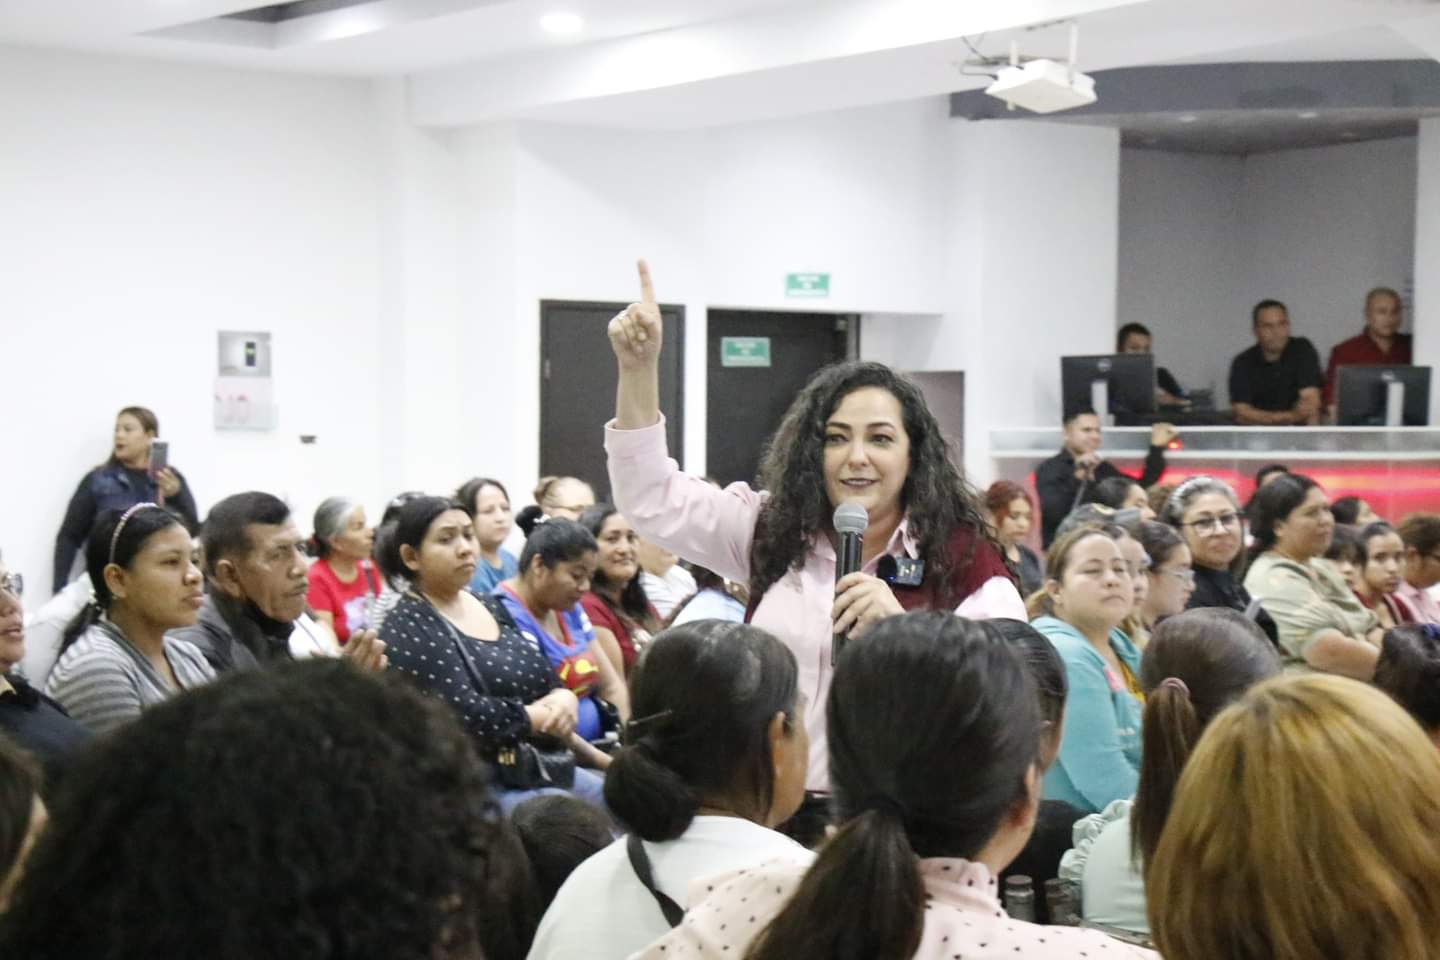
xmin=540 ymin=300 xmax=684 ymax=500
xmin=706 ymin=310 xmax=855 ymax=488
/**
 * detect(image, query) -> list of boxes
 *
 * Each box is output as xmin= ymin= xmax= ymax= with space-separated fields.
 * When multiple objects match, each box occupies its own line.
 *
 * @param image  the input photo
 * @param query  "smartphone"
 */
xmin=149 ymin=440 xmax=169 ymax=473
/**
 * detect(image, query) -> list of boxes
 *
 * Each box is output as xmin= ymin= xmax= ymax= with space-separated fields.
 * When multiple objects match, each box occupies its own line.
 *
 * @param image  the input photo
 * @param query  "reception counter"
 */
xmin=990 ymin=426 xmax=1440 ymax=518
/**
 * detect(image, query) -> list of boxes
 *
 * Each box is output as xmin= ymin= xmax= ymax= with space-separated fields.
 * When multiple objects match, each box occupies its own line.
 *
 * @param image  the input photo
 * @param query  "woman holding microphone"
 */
xmin=605 ymin=260 xmax=1022 ymax=844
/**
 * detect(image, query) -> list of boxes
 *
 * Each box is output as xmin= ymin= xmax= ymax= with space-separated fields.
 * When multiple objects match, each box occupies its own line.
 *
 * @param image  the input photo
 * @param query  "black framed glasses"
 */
xmin=0 ymin=572 xmax=22 ymax=598
xmin=1181 ymin=513 xmax=1241 ymax=533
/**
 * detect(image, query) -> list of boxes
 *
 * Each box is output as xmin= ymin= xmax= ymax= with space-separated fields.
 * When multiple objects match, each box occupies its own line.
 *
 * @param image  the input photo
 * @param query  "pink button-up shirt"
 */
xmin=1396 ymin=579 xmax=1440 ymax=625
xmin=606 ymin=417 xmax=1026 ymax=793
xmin=628 ymin=856 xmax=1157 ymax=960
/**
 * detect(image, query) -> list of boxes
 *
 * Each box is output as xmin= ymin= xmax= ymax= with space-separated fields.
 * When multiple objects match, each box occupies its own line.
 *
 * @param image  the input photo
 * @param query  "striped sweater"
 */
xmin=45 ymin=623 xmax=214 ymax=735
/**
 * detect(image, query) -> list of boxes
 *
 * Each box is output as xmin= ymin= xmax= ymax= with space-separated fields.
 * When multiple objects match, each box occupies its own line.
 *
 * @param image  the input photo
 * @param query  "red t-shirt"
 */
xmin=306 ymin=559 xmax=378 ymax=645
xmin=579 ymin=593 xmax=657 ymax=675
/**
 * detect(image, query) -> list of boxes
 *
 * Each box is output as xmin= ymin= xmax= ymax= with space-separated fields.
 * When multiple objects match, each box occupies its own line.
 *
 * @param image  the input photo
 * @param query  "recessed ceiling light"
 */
xmin=1298 ymin=110 xmax=1319 ymax=119
xmin=540 ymin=12 xmax=583 ymax=35
xmin=1178 ymin=114 xmax=1198 ymax=124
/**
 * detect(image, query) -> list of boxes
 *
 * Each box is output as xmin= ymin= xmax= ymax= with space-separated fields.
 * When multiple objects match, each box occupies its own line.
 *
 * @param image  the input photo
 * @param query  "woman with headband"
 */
xmin=46 ymin=505 xmax=214 ymax=734
xmin=1160 ymin=475 xmax=1279 ymax=646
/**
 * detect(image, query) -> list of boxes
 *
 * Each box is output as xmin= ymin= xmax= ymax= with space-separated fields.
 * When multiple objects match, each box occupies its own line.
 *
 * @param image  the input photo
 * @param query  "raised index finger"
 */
xmin=637 ymin=258 xmax=656 ymax=307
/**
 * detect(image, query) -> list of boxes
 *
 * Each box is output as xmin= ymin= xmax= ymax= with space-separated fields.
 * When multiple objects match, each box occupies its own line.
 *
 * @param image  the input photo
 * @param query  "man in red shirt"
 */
xmin=1324 ymin=287 xmax=1412 ymax=419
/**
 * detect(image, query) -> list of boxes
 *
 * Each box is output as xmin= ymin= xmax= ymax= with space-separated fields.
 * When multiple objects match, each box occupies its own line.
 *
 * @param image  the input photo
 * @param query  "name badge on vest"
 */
xmin=876 ymin=555 xmax=925 ymax=588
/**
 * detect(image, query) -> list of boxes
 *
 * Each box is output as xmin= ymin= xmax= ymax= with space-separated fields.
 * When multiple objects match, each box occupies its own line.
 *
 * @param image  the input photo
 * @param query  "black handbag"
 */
xmin=426 ymin=595 xmax=577 ymax=791
xmin=492 ymin=739 xmax=577 ymax=791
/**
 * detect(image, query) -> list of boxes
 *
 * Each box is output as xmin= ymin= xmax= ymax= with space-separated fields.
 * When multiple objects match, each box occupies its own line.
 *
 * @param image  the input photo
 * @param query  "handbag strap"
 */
xmin=409 ymin=592 xmax=495 ymax=697
xmin=626 ymin=833 xmax=685 ymax=928
xmin=416 ymin=593 xmax=569 ymax=753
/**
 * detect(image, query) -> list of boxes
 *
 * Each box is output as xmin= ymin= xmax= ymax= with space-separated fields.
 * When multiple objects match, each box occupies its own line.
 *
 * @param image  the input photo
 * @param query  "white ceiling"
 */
xmin=2 ymin=0 xmax=1440 ymax=129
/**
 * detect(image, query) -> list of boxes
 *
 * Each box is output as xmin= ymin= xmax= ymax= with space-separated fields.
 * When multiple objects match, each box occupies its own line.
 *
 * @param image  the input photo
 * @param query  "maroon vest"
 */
xmin=888 ymin=526 xmax=1014 ymax=613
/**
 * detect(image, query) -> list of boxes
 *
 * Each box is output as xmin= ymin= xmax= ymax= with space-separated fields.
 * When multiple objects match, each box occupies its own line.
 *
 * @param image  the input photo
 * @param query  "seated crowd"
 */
xmin=2 ymin=266 xmax=1439 ymax=959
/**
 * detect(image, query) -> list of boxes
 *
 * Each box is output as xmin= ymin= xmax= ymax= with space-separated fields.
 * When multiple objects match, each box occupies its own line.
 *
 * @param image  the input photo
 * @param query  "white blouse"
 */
xmin=629 ymin=855 xmax=1157 ymax=960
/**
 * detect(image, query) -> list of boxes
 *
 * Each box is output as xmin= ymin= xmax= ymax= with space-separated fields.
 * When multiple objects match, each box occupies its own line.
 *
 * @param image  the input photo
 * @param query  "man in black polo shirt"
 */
xmin=1228 ymin=299 xmax=1322 ymax=425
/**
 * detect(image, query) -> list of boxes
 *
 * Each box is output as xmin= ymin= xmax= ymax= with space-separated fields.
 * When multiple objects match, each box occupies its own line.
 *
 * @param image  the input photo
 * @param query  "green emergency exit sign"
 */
xmin=785 ymin=272 xmax=830 ymax=297
xmin=721 ymin=336 xmax=772 ymax=368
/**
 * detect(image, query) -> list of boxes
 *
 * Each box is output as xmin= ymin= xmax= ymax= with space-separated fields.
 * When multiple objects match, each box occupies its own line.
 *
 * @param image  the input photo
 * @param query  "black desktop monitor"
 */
xmin=1060 ymin=354 xmax=1155 ymax=423
xmin=1335 ymin=365 xmax=1431 ymax=427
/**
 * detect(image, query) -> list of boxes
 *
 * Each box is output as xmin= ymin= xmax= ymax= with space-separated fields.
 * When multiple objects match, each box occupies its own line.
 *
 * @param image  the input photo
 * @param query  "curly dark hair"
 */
xmin=0 ymin=660 xmax=520 ymax=960
xmin=749 ymin=361 xmax=995 ymax=609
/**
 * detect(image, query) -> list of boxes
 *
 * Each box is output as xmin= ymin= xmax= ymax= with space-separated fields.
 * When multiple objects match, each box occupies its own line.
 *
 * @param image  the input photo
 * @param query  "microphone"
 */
xmin=832 ymin=502 xmax=868 ymax=664
xmin=833 ymin=502 xmax=868 ymax=583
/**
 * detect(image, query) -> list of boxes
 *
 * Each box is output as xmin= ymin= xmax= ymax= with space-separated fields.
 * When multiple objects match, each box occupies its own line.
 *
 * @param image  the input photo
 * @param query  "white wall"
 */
xmin=453 ymin=98 xmax=957 ymax=490
xmin=0 ymin=47 xmax=386 ymax=593
xmin=1118 ymin=138 xmax=1417 ymax=404
xmin=1 ymin=60 xmax=978 ymax=595
xmin=948 ymin=121 xmax=1121 ymax=480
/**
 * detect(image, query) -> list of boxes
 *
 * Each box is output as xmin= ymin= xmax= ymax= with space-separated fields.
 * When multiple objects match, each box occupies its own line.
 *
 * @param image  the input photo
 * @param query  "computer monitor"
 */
xmin=1335 ymin=365 xmax=1431 ymax=427
xmin=1060 ymin=354 xmax=1155 ymax=424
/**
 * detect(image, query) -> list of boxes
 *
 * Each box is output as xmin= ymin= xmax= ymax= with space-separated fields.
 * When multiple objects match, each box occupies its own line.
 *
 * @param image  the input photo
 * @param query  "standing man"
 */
xmin=1228 ymin=299 xmax=1323 ymax=425
xmin=1035 ymin=410 xmax=1175 ymax=547
xmin=1323 ymin=287 xmax=1412 ymax=420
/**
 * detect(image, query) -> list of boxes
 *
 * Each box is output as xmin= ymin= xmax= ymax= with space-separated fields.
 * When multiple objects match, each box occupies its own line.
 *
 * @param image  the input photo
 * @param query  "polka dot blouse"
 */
xmin=630 ymin=856 xmax=1158 ymax=959
xmin=380 ymin=592 xmax=560 ymax=758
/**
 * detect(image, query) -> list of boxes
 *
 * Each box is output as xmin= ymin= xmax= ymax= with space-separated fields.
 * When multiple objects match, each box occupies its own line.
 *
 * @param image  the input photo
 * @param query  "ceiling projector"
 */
xmin=985 ymin=58 xmax=1097 ymax=113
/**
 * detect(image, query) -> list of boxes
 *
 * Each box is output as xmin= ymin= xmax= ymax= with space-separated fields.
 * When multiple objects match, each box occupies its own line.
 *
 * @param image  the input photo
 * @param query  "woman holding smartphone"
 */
xmin=53 ymin=407 xmax=198 ymax=595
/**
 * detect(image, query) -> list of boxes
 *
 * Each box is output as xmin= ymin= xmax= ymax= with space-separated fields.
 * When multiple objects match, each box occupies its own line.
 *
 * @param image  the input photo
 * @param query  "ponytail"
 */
xmin=1131 ymin=608 xmax=1281 ymax=873
xmin=515 ymin=505 xmax=546 ymax=538
xmin=745 ymin=613 xmax=1041 ymax=960
xmin=1131 ymin=680 xmax=1201 ymax=872
xmin=604 ymin=741 xmax=698 ymax=841
xmin=747 ymin=810 xmax=924 ymax=960
xmin=1024 ymin=586 xmax=1054 ymax=619
xmin=60 ymin=594 xmax=103 ymax=655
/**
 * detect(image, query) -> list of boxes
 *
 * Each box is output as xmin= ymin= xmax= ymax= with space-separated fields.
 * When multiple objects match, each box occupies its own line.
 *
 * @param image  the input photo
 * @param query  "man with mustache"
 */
xmin=172 ymin=492 xmax=385 ymax=675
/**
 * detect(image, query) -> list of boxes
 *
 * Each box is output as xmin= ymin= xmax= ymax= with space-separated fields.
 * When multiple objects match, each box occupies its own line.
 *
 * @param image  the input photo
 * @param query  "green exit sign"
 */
xmin=721 ymin=336 xmax=771 ymax=368
xmin=785 ymin=272 xmax=830 ymax=298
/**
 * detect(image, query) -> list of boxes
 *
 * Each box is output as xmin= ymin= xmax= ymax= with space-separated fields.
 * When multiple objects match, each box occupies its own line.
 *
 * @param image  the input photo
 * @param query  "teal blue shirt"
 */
xmin=469 ymin=549 xmax=519 ymax=596
xmin=1031 ymin=615 xmax=1144 ymax=813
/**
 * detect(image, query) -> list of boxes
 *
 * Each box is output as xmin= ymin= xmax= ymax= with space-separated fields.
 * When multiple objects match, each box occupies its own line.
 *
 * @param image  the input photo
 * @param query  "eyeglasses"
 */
xmin=1156 ymin=568 xmax=1196 ymax=587
xmin=0 ymin=572 xmax=22 ymax=598
xmin=1181 ymin=513 xmax=1241 ymax=533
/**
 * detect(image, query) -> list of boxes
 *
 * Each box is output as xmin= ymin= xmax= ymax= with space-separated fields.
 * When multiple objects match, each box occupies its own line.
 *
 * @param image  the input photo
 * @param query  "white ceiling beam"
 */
xmin=407 ymin=0 xmax=1148 ymax=127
